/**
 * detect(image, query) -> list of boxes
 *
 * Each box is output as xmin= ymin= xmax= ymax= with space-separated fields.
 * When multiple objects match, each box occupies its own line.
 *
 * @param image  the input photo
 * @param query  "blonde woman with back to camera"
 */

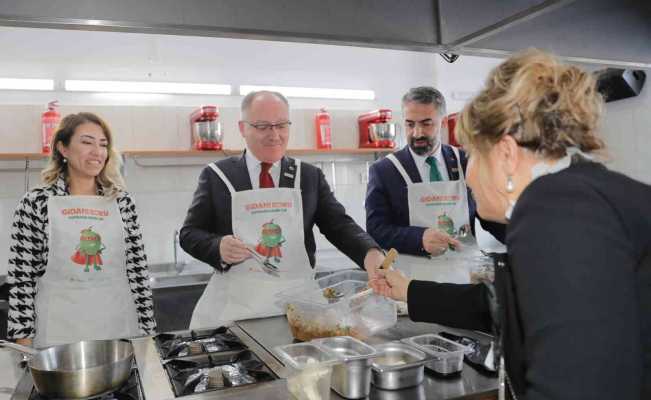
xmin=6 ymin=112 xmax=156 ymax=348
xmin=371 ymin=49 xmax=651 ymax=399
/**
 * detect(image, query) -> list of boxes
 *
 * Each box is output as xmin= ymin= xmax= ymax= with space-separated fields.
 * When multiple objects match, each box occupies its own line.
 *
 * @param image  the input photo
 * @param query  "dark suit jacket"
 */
xmin=180 ymin=152 xmax=379 ymax=269
xmin=407 ymin=160 xmax=651 ymax=400
xmin=365 ymin=145 xmax=505 ymax=256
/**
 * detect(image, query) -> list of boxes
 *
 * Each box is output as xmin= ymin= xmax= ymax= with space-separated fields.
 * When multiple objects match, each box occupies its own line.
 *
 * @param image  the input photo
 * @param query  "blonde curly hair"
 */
xmin=457 ymin=49 xmax=605 ymax=158
xmin=42 ymin=112 xmax=124 ymax=197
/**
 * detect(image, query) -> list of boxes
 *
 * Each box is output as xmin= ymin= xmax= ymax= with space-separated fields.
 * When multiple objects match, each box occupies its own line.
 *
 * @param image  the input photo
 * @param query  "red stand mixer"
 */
xmin=190 ymin=105 xmax=223 ymax=150
xmin=358 ymin=109 xmax=399 ymax=148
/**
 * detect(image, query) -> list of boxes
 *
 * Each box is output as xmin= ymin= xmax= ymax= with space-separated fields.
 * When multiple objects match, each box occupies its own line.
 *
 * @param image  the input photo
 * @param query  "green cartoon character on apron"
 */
xmin=437 ymin=213 xmax=455 ymax=236
xmin=255 ymin=220 xmax=285 ymax=263
xmin=70 ymin=227 xmax=106 ymax=272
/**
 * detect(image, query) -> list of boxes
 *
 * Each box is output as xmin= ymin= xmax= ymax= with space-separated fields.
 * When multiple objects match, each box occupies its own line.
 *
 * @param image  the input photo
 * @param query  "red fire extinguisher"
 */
xmin=315 ymin=108 xmax=332 ymax=149
xmin=42 ymin=101 xmax=60 ymax=154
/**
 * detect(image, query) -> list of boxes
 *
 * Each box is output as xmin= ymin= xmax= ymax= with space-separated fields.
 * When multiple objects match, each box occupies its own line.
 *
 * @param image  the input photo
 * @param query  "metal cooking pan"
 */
xmin=0 ymin=339 xmax=134 ymax=399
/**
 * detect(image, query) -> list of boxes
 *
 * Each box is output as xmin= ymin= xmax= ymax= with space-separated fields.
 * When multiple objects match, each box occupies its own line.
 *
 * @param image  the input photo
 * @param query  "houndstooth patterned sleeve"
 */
xmin=7 ymin=189 xmax=49 ymax=339
xmin=117 ymin=192 xmax=157 ymax=335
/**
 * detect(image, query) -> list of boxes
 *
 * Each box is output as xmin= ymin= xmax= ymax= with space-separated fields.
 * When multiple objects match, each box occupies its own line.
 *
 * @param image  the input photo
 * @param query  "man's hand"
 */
xmin=219 ymin=235 xmax=251 ymax=264
xmin=370 ymin=268 xmax=410 ymax=302
xmin=422 ymin=228 xmax=461 ymax=255
xmin=363 ymin=248 xmax=385 ymax=282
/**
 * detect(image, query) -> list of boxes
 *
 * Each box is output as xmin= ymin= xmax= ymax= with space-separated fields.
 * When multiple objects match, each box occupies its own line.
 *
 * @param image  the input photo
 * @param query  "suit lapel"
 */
xmin=396 ymin=146 xmax=423 ymax=183
xmin=442 ymin=145 xmax=460 ymax=181
xmin=278 ymin=157 xmax=297 ymax=188
xmin=228 ymin=152 xmax=253 ymax=191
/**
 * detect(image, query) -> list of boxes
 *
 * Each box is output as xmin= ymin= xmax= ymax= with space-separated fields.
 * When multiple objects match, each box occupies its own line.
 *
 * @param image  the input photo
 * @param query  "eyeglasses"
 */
xmin=244 ymin=121 xmax=292 ymax=131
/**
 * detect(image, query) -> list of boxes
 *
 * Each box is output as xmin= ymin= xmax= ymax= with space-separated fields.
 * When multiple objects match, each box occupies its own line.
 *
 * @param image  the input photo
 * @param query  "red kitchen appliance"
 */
xmin=444 ymin=112 xmax=461 ymax=147
xmin=314 ymin=108 xmax=332 ymax=149
xmin=190 ymin=105 xmax=223 ymax=150
xmin=41 ymin=100 xmax=60 ymax=154
xmin=358 ymin=109 xmax=399 ymax=148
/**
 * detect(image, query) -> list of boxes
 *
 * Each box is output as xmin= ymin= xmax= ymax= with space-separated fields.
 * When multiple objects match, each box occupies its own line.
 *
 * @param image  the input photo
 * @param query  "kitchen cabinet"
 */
xmin=152 ymin=284 xmax=206 ymax=332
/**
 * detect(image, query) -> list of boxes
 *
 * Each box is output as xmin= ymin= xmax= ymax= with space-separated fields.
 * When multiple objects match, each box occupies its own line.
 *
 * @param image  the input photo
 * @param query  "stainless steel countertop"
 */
xmin=9 ymin=316 xmax=497 ymax=400
xmin=236 ymin=316 xmax=498 ymax=400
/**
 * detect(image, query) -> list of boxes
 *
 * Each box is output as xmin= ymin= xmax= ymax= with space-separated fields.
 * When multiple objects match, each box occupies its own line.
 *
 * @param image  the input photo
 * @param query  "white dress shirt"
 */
xmin=408 ymin=145 xmax=449 ymax=182
xmin=245 ymin=149 xmax=281 ymax=189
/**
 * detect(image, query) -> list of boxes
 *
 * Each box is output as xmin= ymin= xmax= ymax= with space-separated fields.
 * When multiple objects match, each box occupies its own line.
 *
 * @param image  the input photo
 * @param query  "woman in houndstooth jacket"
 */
xmin=7 ymin=112 xmax=156 ymax=348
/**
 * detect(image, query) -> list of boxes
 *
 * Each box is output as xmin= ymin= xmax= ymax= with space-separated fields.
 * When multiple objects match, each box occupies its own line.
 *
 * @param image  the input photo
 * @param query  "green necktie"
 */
xmin=425 ymin=156 xmax=442 ymax=182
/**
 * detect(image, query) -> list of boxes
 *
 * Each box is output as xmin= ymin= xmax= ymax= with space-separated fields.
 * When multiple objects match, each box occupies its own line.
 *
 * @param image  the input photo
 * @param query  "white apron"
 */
xmin=387 ymin=147 xmax=470 ymax=236
xmin=34 ymin=196 xmax=140 ymax=348
xmin=190 ymin=160 xmax=313 ymax=329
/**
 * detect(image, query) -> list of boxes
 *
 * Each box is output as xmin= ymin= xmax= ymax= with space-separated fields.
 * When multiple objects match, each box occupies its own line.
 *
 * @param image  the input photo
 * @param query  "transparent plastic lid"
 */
xmin=276 ymin=270 xmax=369 ymax=308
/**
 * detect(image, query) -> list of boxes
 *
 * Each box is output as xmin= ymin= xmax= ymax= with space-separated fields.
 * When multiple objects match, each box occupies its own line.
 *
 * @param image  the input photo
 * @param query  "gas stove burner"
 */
xmin=155 ymin=327 xmax=246 ymax=359
xmin=164 ymin=350 xmax=275 ymax=396
xmin=29 ymin=368 xmax=143 ymax=400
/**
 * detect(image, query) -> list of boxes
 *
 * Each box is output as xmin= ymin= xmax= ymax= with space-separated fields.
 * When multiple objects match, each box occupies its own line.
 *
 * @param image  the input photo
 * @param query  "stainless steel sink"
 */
xmin=148 ymin=262 xmax=214 ymax=289
xmin=149 ymin=273 xmax=212 ymax=289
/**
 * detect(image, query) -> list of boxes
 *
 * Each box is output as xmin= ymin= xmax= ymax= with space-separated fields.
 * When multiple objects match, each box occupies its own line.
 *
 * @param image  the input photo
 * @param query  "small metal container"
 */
xmin=402 ymin=334 xmax=469 ymax=375
xmin=371 ymin=342 xmax=428 ymax=390
xmin=314 ymin=336 xmax=377 ymax=399
xmin=274 ymin=343 xmax=338 ymax=400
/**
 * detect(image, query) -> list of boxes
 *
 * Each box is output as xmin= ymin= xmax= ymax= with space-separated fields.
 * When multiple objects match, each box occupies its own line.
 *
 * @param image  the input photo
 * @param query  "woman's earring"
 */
xmin=506 ymin=175 xmax=514 ymax=193
xmin=63 ymin=158 xmax=68 ymax=163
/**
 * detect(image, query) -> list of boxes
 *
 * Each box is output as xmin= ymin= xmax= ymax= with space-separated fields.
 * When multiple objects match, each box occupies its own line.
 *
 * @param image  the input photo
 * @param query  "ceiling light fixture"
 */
xmin=239 ymin=85 xmax=375 ymax=100
xmin=65 ymin=80 xmax=232 ymax=95
xmin=0 ymin=78 xmax=54 ymax=91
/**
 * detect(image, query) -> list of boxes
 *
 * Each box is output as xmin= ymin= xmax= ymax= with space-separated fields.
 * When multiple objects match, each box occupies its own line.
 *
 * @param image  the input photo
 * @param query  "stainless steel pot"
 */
xmin=0 ymin=339 xmax=134 ymax=399
xmin=371 ymin=342 xmax=428 ymax=390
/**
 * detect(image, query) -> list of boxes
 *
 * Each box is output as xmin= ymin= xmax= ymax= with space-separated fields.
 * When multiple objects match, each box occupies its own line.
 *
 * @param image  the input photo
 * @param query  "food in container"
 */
xmin=465 ymin=253 xmax=495 ymax=284
xmin=401 ymin=333 xmax=469 ymax=375
xmin=313 ymin=336 xmax=377 ymax=399
xmin=277 ymin=270 xmax=396 ymax=341
xmin=274 ymin=343 xmax=338 ymax=400
xmin=371 ymin=342 xmax=428 ymax=390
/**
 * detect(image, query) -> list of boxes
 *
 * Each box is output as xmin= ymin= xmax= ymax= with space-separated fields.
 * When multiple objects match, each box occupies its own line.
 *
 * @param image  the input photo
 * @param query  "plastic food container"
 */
xmin=401 ymin=334 xmax=469 ymax=375
xmin=276 ymin=270 xmax=396 ymax=341
xmin=313 ymin=336 xmax=377 ymax=399
xmin=274 ymin=343 xmax=337 ymax=400
xmin=371 ymin=342 xmax=428 ymax=390
xmin=467 ymin=254 xmax=495 ymax=284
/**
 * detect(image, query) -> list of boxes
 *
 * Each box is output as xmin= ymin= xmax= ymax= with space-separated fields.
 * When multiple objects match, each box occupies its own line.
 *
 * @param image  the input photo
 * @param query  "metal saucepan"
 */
xmin=0 ymin=339 xmax=134 ymax=399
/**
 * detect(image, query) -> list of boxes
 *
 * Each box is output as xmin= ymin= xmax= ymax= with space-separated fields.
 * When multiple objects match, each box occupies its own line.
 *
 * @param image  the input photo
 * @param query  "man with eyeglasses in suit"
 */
xmin=181 ymin=90 xmax=385 ymax=329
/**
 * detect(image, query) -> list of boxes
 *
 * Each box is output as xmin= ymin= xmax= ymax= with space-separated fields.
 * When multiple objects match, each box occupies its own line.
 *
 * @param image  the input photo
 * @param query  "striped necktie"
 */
xmin=425 ymin=156 xmax=442 ymax=182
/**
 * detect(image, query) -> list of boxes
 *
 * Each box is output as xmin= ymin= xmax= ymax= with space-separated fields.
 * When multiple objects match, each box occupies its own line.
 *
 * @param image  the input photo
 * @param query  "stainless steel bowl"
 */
xmin=371 ymin=342 xmax=427 ymax=390
xmin=314 ymin=336 xmax=377 ymax=399
xmin=0 ymin=339 xmax=134 ymax=399
xmin=193 ymin=120 xmax=223 ymax=142
xmin=368 ymin=123 xmax=399 ymax=142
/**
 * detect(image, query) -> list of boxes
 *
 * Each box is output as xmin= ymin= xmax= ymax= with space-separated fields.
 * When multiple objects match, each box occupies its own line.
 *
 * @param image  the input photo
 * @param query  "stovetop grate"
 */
xmin=154 ymin=327 xmax=246 ymax=360
xmin=163 ymin=349 xmax=275 ymax=397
